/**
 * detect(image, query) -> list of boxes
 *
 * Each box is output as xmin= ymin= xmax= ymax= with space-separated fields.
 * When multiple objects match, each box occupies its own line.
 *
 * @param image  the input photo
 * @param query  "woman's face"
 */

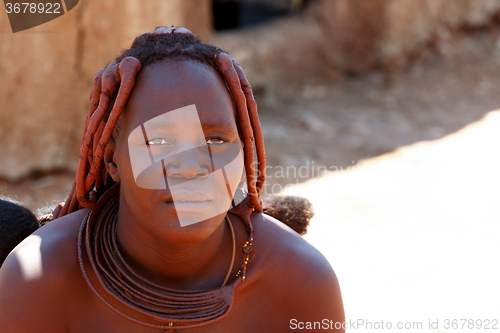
xmin=109 ymin=59 xmax=244 ymax=243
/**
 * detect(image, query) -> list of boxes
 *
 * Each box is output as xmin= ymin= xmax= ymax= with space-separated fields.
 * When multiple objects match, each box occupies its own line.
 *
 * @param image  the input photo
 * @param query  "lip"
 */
xmin=170 ymin=190 xmax=212 ymax=201
xmin=165 ymin=190 xmax=212 ymax=212
xmin=169 ymin=199 xmax=212 ymax=212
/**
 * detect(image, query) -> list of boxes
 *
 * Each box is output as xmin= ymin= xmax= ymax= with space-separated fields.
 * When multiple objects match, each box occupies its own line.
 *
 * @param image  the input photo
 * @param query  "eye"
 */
xmin=206 ymin=138 xmax=226 ymax=145
xmin=147 ymin=138 xmax=171 ymax=146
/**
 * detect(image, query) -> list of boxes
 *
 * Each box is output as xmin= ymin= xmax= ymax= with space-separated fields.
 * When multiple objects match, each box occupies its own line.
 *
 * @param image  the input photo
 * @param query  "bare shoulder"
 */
xmin=0 ymin=208 xmax=89 ymax=333
xmin=250 ymin=212 xmax=345 ymax=330
xmin=252 ymin=211 xmax=337 ymax=279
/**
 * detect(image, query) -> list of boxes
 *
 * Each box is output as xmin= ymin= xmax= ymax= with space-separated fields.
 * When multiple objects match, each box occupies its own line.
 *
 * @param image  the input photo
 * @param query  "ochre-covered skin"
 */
xmin=53 ymin=26 xmax=272 ymax=277
xmin=53 ymin=30 xmax=267 ymax=328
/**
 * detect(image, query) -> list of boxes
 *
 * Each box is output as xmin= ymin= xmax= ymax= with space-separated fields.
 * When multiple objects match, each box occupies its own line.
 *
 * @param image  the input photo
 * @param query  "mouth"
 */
xmin=165 ymin=199 xmax=212 ymax=212
xmin=165 ymin=190 xmax=212 ymax=212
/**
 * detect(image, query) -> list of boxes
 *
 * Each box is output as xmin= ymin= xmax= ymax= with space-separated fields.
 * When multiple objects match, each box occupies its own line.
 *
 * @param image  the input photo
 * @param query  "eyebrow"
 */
xmin=202 ymin=121 xmax=237 ymax=133
xmin=143 ymin=121 xmax=174 ymax=132
xmin=144 ymin=119 xmax=236 ymax=133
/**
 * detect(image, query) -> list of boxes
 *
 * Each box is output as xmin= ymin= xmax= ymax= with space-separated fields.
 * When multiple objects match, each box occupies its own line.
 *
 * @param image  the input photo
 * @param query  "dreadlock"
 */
xmin=55 ymin=27 xmax=266 ymax=219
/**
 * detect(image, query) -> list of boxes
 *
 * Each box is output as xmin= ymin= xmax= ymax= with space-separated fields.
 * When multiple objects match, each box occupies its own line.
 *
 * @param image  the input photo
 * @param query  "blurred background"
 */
xmin=1 ymin=0 xmax=499 ymax=331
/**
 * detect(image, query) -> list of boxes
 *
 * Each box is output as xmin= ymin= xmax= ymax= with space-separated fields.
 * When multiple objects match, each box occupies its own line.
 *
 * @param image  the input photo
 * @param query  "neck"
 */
xmin=115 ymin=197 xmax=233 ymax=290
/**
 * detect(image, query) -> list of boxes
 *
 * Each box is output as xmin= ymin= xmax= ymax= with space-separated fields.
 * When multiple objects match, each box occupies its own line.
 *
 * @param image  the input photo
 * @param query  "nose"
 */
xmin=163 ymin=146 xmax=212 ymax=180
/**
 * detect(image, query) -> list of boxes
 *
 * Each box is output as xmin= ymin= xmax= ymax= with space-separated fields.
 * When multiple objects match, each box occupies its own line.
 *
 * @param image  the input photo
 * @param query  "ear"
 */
xmin=104 ymin=136 xmax=121 ymax=182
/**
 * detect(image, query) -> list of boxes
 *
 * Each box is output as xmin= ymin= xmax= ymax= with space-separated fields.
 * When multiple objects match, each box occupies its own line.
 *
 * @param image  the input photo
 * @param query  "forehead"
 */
xmin=121 ymin=59 xmax=236 ymax=134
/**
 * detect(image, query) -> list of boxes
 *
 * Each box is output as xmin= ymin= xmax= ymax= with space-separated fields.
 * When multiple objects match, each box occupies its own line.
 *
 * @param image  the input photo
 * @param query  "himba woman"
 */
xmin=0 ymin=27 xmax=344 ymax=332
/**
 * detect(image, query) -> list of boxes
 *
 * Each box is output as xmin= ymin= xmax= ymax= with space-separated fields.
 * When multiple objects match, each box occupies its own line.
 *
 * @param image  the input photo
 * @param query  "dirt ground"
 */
xmin=258 ymin=25 xmax=500 ymax=191
xmin=283 ymin=110 xmax=500 ymax=332
xmin=1 ymin=26 xmax=500 ymax=215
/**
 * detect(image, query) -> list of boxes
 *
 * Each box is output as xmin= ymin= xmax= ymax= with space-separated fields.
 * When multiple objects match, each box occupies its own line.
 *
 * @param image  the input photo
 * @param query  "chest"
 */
xmin=67 ymin=279 xmax=288 ymax=333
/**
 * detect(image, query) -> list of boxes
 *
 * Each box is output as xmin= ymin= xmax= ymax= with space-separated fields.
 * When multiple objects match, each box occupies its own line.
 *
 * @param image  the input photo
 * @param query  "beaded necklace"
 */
xmin=78 ymin=183 xmax=254 ymax=331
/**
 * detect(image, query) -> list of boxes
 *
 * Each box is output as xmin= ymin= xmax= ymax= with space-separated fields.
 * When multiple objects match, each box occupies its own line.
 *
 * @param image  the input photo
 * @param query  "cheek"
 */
xmin=116 ymin=143 xmax=133 ymax=183
xmin=117 ymin=141 xmax=172 ymax=211
xmin=116 ymin=142 xmax=149 ymax=204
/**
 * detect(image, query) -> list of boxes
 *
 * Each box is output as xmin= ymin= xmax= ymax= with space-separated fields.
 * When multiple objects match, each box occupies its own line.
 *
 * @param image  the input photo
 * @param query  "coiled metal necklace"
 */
xmin=78 ymin=184 xmax=254 ymax=331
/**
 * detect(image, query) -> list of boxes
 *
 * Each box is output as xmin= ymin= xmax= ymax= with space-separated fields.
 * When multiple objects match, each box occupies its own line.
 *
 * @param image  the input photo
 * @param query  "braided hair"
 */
xmin=55 ymin=27 xmax=266 ymax=219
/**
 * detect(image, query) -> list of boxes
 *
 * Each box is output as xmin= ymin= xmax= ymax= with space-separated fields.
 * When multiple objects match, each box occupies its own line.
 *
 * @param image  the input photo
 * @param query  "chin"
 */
xmin=175 ymin=215 xmax=224 ymax=243
xmin=146 ymin=210 xmax=224 ymax=244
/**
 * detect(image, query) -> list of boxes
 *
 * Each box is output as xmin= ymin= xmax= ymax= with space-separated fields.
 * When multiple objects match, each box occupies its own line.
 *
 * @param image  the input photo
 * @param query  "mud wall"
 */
xmin=0 ymin=0 xmax=212 ymax=180
xmin=212 ymin=0 xmax=500 ymax=94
